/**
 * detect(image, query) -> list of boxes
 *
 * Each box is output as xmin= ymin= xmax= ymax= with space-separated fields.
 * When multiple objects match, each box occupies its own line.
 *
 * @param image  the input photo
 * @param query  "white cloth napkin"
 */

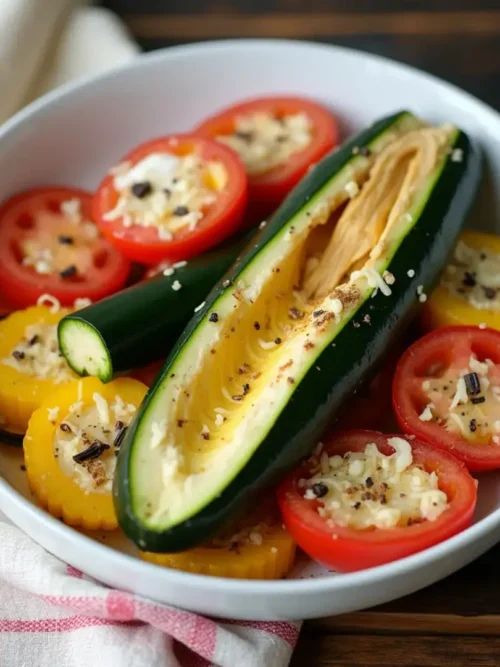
xmin=0 ymin=3 xmax=301 ymax=665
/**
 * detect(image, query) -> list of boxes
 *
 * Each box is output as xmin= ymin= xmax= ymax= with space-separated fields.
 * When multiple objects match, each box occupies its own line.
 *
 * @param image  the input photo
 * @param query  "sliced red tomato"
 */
xmin=93 ymin=135 xmax=247 ymax=265
xmin=277 ymin=430 xmax=476 ymax=572
xmin=0 ymin=187 xmax=130 ymax=308
xmin=195 ymin=96 xmax=338 ymax=222
xmin=393 ymin=326 xmax=500 ymax=471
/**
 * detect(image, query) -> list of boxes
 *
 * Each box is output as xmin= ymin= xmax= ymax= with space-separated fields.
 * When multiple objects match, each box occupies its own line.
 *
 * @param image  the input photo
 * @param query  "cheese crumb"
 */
xmin=93 ymin=393 xmax=110 ymax=425
xmin=451 ymin=148 xmax=464 ymax=163
xmin=479 ymin=323 xmax=487 ymax=330
xmin=73 ymin=298 xmax=92 ymax=310
xmin=407 ymin=269 xmax=415 ymax=278
xmin=345 ymin=180 xmax=359 ymax=198
xmin=194 ymin=301 xmax=205 ymax=313
xmin=47 ymin=406 xmax=60 ymax=423
xmin=173 ymin=260 xmax=187 ymax=269
xmin=36 ymin=294 xmax=61 ymax=313
xmin=419 ymin=293 xmax=428 ymax=303
xmin=419 ymin=403 xmax=434 ymax=421
xmin=172 ymin=280 xmax=182 ymax=291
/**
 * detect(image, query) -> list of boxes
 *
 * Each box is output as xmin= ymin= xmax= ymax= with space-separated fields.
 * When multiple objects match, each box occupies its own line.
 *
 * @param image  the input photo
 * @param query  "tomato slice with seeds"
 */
xmin=277 ymin=430 xmax=476 ymax=572
xmin=0 ymin=187 xmax=130 ymax=308
xmin=393 ymin=326 xmax=500 ymax=471
xmin=93 ymin=135 xmax=247 ymax=265
xmin=195 ymin=96 xmax=338 ymax=223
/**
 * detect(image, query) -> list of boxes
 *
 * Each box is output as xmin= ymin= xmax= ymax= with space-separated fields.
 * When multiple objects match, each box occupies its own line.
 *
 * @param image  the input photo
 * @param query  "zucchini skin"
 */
xmin=116 ymin=113 xmax=483 ymax=552
xmin=58 ymin=233 xmax=250 ymax=379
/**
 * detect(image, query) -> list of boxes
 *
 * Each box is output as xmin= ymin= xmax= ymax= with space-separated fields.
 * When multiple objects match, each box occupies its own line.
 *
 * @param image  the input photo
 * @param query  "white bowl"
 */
xmin=1 ymin=39 xmax=500 ymax=621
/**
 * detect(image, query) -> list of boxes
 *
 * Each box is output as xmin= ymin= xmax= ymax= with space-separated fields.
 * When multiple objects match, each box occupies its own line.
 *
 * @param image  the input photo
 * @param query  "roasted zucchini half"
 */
xmin=115 ymin=110 xmax=482 ymax=552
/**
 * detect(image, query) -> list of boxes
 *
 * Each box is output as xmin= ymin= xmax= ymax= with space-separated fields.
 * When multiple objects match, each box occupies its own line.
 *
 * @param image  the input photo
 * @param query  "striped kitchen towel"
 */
xmin=0 ymin=518 xmax=300 ymax=666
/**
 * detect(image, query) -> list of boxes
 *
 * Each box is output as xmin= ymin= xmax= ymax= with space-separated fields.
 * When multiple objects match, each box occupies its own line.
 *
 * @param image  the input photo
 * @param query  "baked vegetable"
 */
xmin=195 ymin=95 xmax=338 ymax=222
xmin=58 ymin=234 xmax=249 ymax=382
xmin=115 ymin=110 xmax=482 ymax=552
xmin=140 ymin=501 xmax=296 ymax=579
xmin=93 ymin=135 xmax=248 ymax=264
xmin=393 ymin=326 xmax=500 ymax=471
xmin=277 ymin=430 xmax=476 ymax=572
xmin=0 ymin=303 xmax=77 ymax=432
xmin=0 ymin=187 xmax=130 ymax=308
xmin=24 ymin=376 xmax=147 ymax=530
xmin=422 ymin=230 xmax=500 ymax=331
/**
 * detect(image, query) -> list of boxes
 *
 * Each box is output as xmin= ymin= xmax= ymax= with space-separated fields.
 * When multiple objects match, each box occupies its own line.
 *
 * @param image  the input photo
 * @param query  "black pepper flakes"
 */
xmin=469 ymin=418 xmax=477 ymax=432
xmin=313 ymin=309 xmax=325 ymax=318
xmin=12 ymin=350 xmax=25 ymax=360
xmin=242 ymin=383 xmax=250 ymax=395
xmin=288 ymin=307 xmax=304 ymax=320
xmin=462 ymin=271 xmax=477 ymax=287
xmin=380 ymin=494 xmax=387 ymax=504
xmin=365 ymin=477 xmax=374 ymax=488
xmin=60 ymin=265 xmax=77 ymax=279
xmin=60 ymin=423 xmax=72 ymax=433
xmin=113 ymin=425 xmax=128 ymax=448
xmin=253 ymin=321 xmax=261 ymax=330
xmin=312 ymin=483 xmax=328 ymax=498
xmin=177 ymin=419 xmax=186 ymax=428
xmin=353 ymin=501 xmax=361 ymax=510
xmin=174 ymin=205 xmax=190 ymax=217
xmin=274 ymin=337 xmax=282 ymax=344
xmin=232 ymin=394 xmax=243 ymax=402
xmin=28 ymin=334 xmax=39 ymax=346
xmin=201 ymin=431 xmax=210 ymax=441
xmin=464 ymin=372 xmax=481 ymax=396
xmin=287 ymin=377 xmax=295 ymax=385
xmin=209 ymin=312 xmax=219 ymax=323
xmin=58 ymin=234 xmax=74 ymax=245
xmin=471 ymin=396 xmax=486 ymax=404
xmin=131 ymin=181 xmax=152 ymax=198
xmin=73 ymin=440 xmax=110 ymax=463
xmin=234 ymin=130 xmax=254 ymax=142
xmin=360 ymin=146 xmax=371 ymax=157
xmin=20 ymin=464 xmax=26 ymax=471
xmin=484 ymin=286 xmax=497 ymax=300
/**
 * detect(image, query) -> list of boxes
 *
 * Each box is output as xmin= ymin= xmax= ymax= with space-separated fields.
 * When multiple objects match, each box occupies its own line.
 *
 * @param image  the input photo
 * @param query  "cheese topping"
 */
xmin=103 ymin=151 xmax=227 ymax=238
xmin=20 ymin=198 xmax=100 ymax=277
xmin=421 ymin=354 xmax=500 ymax=441
xmin=441 ymin=240 xmax=500 ymax=310
xmin=216 ymin=111 xmax=312 ymax=175
xmin=54 ymin=393 xmax=135 ymax=494
xmin=303 ymin=437 xmax=448 ymax=529
xmin=2 ymin=322 xmax=74 ymax=383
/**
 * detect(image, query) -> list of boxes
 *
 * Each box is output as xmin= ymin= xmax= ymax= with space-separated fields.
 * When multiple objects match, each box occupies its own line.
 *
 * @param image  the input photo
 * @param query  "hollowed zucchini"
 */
xmin=115 ymin=110 xmax=482 ymax=552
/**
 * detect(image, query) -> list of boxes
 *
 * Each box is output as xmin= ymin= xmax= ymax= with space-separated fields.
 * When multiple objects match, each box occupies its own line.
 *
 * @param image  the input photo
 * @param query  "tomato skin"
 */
xmin=277 ymin=430 xmax=476 ymax=572
xmin=393 ymin=326 xmax=500 ymax=472
xmin=93 ymin=135 xmax=248 ymax=265
xmin=0 ymin=187 xmax=130 ymax=308
xmin=195 ymin=96 xmax=338 ymax=223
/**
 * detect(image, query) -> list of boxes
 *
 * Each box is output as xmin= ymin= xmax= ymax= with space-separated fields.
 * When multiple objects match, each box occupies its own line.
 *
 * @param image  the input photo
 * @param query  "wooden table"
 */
xmin=102 ymin=2 xmax=500 ymax=664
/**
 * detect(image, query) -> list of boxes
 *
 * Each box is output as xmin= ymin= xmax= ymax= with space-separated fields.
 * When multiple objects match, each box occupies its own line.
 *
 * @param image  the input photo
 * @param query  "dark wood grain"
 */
xmin=102 ymin=1 xmax=500 ymax=664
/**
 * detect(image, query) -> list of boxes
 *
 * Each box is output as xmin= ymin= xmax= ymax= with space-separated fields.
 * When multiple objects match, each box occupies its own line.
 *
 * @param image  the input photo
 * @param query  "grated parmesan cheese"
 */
xmin=93 ymin=393 xmax=110 ymax=425
xmin=36 ymin=294 xmax=60 ymax=313
xmin=304 ymin=436 xmax=448 ymax=529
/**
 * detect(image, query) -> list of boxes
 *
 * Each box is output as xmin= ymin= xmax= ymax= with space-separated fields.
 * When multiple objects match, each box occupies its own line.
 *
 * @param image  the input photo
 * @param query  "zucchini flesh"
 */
xmin=57 ymin=234 xmax=250 ymax=382
xmin=115 ymin=111 xmax=482 ymax=552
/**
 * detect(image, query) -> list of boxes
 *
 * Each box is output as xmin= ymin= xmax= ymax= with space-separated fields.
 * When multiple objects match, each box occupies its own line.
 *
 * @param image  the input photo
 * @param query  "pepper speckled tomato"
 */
xmin=393 ymin=326 xmax=500 ymax=471
xmin=277 ymin=430 xmax=476 ymax=572
xmin=195 ymin=96 xmax=338 ymax=222
xmin=93 ymin=135 xmax=247 ymax=265
xmin=0 ymin=187 xmax=130 ymax=308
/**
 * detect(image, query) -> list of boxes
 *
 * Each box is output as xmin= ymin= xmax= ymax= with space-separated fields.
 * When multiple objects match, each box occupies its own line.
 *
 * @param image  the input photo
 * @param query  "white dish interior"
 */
xmin=0 ymin=39 xmax=500 ymax=621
